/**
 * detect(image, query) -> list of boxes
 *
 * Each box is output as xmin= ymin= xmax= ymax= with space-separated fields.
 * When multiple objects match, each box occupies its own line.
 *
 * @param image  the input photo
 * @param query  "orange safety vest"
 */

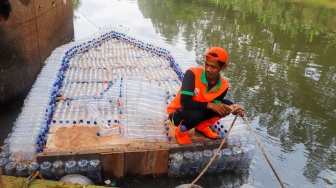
xmin=167 ymin=66 xmax=229 ymax=114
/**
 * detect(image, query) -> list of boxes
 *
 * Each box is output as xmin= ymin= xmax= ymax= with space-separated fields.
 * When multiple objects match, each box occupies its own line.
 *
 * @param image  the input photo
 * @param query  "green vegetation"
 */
xmin=72 ymin=0 xmax=82 ymax=11
xmin=212 ymin=0 xmax=336 ymax=42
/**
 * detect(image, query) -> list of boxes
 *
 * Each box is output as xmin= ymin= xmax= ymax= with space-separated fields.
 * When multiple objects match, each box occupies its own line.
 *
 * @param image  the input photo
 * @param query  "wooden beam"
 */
xmin=146 ymin=149 xmax=169 ymax=175
xmin=100 ymin=151 xmax=124 ymax=178
xmin=124 ymin=150 xmax=148 ymax=176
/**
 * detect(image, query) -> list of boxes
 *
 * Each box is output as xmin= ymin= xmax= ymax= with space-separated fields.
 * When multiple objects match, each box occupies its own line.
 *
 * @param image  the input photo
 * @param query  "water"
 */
xmin=1 ymin=0 xmax=335 ymax=187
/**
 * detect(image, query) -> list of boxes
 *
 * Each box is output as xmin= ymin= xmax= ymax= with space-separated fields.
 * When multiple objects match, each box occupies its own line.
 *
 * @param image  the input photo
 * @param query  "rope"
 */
xmin=188 ymin=107 xmax=285 ymax=188
xmin=76 ymin=9 xmax=100 ymax=29
xmin=24 ymin=171 xmax=40 ymax=188
xmin=0 ymin=146 xmax=44 ymax=181
xmin=189 ymin=113 xmax=239 ymax=188
xmin=242 ymin=115 xmax=285 ymax=188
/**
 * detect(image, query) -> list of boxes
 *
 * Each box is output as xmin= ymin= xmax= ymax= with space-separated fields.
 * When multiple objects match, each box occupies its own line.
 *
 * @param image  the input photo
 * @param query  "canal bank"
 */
xmin=2 ymin=175 xmax=106 ymax=188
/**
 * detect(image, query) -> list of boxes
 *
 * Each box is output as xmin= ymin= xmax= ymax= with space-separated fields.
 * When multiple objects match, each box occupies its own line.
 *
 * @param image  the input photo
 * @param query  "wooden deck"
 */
xmin=37 ymin=122 xmax=225 ymax=179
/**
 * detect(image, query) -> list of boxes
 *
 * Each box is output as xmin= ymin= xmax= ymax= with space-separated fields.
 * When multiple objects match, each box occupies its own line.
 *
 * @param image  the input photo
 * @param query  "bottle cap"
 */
xmin=180 ymin=125 xmax=187 ymax=132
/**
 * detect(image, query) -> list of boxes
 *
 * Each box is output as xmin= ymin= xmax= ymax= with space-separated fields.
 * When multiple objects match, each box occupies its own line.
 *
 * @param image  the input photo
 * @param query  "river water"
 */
xmin=2 ymin=0 xmax=335 ymax=187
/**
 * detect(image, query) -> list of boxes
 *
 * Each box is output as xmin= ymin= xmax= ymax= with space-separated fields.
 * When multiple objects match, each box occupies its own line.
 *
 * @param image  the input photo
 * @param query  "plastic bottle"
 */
xmin=40 ymin=161 xmax=54 ymax=180
xmin=0 ymin=157 xmax=8 ymax=172
xmin=65 ymin=159 xmax=78 ymax=174
xmin=216 ymin=148 xmax=231 ymax=173
xmin=88 ymin=159 xmax=101 ymax=182
xmin=0 ymin=151 xmax=9 ymax=158
xmin=200 ymin=150 xmax=213 ymax=172
xmin=4 ymin=161 xmax=17 ymax=176
xmin=28 ymin=162 xmax=40 ymax=175
xmin=225 ymin=147 xmax=242 ymax=171
xmin=78 ymin=159 xmax=89 ymax=177
xmin=86 ymin=104 xmax=111 ymax=130
xmin=226 ymin=135 xmax=238 ymax=148
xmin=189 ymin=151 xmax=202 ymax=176
xmin=168 ymin=152 xmax=183 ymax=178
xmin=207 ymin=149 xmax=221 ymax=174
xmin=16 ymin=162 xmax=29 ymax=177
xmin=53 ymin=160 xmax=65 ymax=180
xmin=97 ymin=127 xmax=120 ymax=136
xmin=178 ymin=151 xmax=193 ymax=177
xmin=235 ymin=146 xmax=251 ymax=171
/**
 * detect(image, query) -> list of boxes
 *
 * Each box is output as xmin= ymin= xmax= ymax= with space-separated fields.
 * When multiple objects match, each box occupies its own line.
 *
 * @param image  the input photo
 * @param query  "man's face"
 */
xmin=204 ymin=56 xmax=226 ymax=81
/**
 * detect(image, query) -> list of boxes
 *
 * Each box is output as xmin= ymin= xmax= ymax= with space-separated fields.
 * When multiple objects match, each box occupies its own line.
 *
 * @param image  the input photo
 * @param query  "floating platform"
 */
xmin=2 ymin=25 xmax=253 ymax=183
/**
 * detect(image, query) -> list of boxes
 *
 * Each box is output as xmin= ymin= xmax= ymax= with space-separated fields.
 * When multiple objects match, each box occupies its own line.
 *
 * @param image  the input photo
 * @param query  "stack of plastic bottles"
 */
xmin=211 ymin=114 xmax=249 ymax=139
xmin=119 ymin=77 xmax=171 ymax=142
xmin=1 ymin=24 xmax=197 ymax=170
xmin=168 ymin=142 xmax=256 ymax=177
xmin=168 ymin=115 xmax=256 ymax=177
xmin=0 ymin=154 xmax=102 ymax=184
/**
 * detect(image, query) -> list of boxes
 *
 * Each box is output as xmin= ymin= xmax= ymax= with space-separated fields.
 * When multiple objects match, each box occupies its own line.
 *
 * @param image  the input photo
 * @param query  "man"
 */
xmin=167 ymin=47 xmax=244 ymax=144
xmin=0 ymin=0 xmax=11 ymax=24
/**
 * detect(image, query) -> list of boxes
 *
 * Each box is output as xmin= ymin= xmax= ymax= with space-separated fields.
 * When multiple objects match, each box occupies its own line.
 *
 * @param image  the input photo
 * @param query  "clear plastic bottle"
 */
xmin=78 ymin=159 xmax=89 ymax=177
xmin=200 ymin=150 xmax=213 ymax=172
xmin=86 ymin=104 xmax=110 ymax=130
xmin=65 ymin=159 xmax=78 ymax=174
xmin=216 ymin=148 xmax=231 ymax=173
xmin=40 ymin=161 xmax=54 ymax=180
xmin=168 ymin=152 xmax=183 ymax=178
xmin=5 ymin=161 xmax=17 ymax=176
xmin=88 ymin=159 xmax=101 ymax=181
xmin=28 ymin=162 xmax=40 ymax=176
xmin=207 ymin=149 xmax=221 ymax=174
xmin=226 ymin=135 xmax=237 ymax=148
xmin=178 ymin=151 xmax=193 ymax=177
xmin=189 ymin=151 xmax=202 ymax=176
xmin=97 ymin=127 xmax=120 ymax=136
xmin=0 ymin=157 xmax=8 ymax=172
xmin=16 ymin=162 xmax=29 ymax=177
xmin=53 ymin=160 xmax=65 ymax=180
xmin=225 ymin=147 xmax=242 ymax=171
xmin=0 ymin=151 xmax=9 ymax=158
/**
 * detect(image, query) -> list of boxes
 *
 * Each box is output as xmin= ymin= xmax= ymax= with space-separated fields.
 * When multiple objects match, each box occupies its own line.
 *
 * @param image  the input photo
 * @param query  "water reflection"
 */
xmin=137 ymin=0 xmax=336 ymax=187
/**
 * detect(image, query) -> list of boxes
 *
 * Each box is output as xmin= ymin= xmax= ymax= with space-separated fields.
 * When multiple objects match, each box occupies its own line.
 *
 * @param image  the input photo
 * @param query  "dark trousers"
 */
xmin=169 ymin=109 xmax=221 ymax=130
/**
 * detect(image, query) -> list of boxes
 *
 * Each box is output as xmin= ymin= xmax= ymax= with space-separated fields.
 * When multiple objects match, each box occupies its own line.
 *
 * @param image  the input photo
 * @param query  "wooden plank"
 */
xmin=146 ymin=149 xmax=169 ymax=175
xmin=100 ymin=151 xmax=124 ymax=178
xmin=124 ymin=150 xmax=148 ymax=176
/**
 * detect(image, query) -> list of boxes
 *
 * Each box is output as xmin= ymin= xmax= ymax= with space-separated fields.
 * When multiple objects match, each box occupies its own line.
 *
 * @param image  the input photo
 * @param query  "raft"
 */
xmin=1 ymin=25 xmax=254 ymax=183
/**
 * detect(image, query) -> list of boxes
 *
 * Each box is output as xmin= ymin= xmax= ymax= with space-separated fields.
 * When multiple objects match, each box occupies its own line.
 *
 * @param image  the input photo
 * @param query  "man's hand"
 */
xmin=207 ymin=103 xmax=232 ymax=117
xmin=230 ymin=104 xmax=244 ymax=117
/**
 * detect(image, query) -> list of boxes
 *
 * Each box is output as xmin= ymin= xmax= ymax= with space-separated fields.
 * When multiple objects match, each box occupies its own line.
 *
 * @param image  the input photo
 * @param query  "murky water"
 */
xmin=1 ymin=0 xmax=335 ymax=187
